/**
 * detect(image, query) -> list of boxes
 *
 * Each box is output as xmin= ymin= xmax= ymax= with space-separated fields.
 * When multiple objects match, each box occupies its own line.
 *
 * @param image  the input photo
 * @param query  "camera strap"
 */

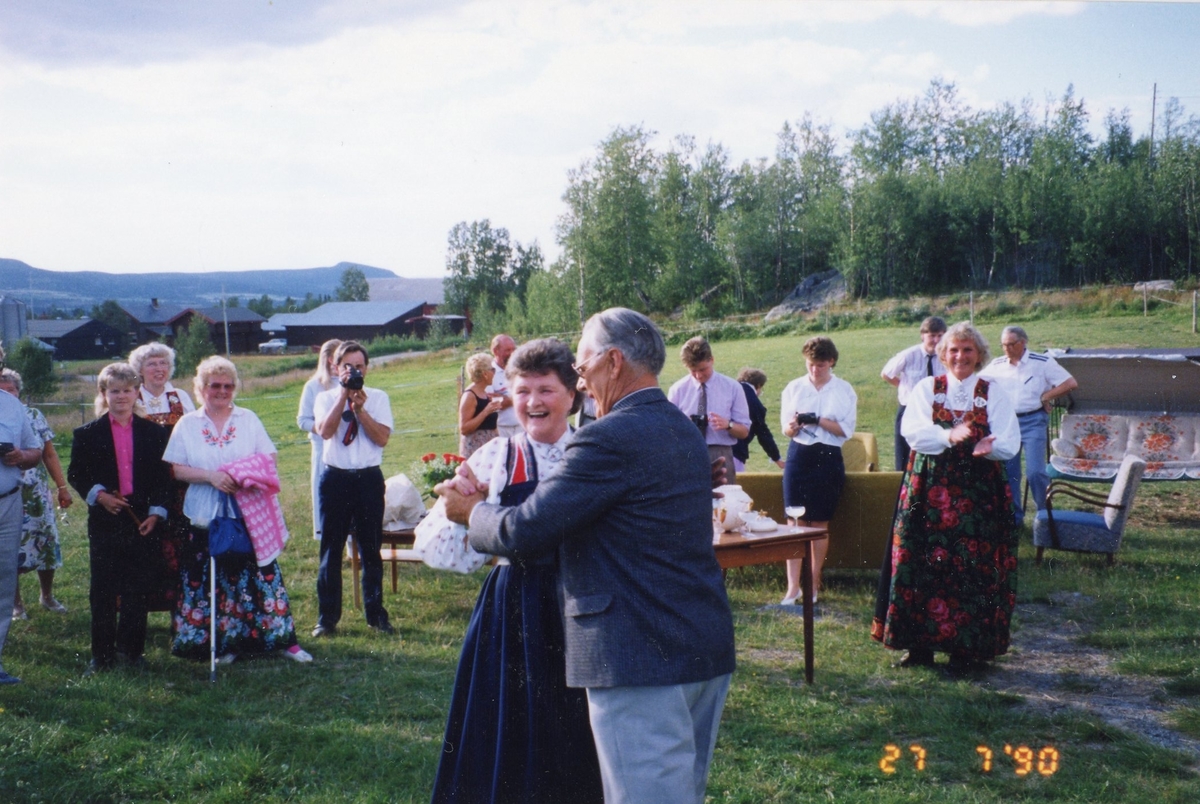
xmin=341 ymin=404 xmax=359 ymax=446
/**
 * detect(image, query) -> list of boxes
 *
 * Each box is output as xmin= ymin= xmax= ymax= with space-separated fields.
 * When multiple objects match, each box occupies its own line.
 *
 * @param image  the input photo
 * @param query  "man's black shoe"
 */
xmin=311 ymin=624 xmax=337 ymax=638
xmin=369 ymin=620 xmax=395 ymax=636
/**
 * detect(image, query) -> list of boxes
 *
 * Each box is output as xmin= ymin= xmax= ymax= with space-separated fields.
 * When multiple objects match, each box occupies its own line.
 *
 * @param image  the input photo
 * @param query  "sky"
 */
xmin=1 ymin=0 xmax=1197 ymax=280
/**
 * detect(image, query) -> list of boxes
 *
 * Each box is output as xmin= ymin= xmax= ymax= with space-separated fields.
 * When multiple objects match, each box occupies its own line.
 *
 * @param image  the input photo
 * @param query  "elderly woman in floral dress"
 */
xmin=872 ymin=322 xmax=1020 ymax=676
xmin=164 ymin=356 xmax=311 ymax=665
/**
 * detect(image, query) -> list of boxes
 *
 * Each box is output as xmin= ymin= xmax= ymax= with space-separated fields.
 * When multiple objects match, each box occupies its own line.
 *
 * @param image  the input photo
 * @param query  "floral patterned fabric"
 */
xmin=873 ymin=376 xmax=1017 ymax=662
xmin=171 ymin=527 xmax=299 ymax=660
xmin=18 ymin=407 xmax=62 ymax=572
xmin=1052 ymin=413 xmax=1199 ymax=481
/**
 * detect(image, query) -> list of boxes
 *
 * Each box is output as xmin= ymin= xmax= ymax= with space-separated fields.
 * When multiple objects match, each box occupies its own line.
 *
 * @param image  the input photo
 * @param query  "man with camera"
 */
xmin=0 ymin=346 xmax=45 ymax=684
xmin=312 ymin=341 xmax=395 ymax=637
xmin=668 ymin=337 xmax=750 ymax=483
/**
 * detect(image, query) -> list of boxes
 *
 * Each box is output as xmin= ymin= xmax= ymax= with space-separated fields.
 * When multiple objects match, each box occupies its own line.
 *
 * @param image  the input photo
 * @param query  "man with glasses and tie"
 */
xmin=881 ymin=316 xmax=947 ymax=471
xmin=980 ymin=325 xmax=1078 ymax=525
xmin=312 ymin=341 xmax=395 ymax=637
xmin=668 ymin=337 xmax=750 ymax=483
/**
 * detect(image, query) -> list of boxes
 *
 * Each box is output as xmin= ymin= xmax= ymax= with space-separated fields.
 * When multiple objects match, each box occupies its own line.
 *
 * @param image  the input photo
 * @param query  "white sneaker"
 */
xmin=286 ymin=646 xmax=313 ymax=663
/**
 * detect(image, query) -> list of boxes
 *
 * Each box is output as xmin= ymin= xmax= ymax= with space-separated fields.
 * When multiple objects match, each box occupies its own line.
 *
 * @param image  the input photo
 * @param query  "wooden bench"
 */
xmin=348 ymin=526 xmax=423 ymax=610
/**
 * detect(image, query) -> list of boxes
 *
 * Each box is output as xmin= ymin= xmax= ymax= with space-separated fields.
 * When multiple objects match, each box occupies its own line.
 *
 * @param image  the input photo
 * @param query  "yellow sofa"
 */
xmin=736 ymin=433 xmax=903 ymax=570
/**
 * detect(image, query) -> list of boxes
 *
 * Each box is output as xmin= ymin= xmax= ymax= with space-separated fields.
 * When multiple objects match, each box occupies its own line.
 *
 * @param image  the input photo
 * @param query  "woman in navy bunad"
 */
xmin=431 ymin=338 xmax=602 ymax=804
xmin=872 ymin=322 xmax=1020 ymax=676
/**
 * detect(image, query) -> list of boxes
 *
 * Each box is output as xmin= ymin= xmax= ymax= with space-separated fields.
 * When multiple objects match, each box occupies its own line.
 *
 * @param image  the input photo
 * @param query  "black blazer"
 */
xmin=470 ymin=387 xmax=736 ymax=689
xmin=68 ymin=414 xmax=171 ymax=538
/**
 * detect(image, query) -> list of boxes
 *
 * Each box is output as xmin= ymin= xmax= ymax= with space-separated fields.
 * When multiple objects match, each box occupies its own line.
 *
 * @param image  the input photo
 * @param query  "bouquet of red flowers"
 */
xmin=415 ymin=452 xmax=466 ymax=497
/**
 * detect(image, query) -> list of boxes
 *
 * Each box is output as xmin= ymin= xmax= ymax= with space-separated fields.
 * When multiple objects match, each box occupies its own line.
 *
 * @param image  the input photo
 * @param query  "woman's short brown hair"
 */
xmin=736 ymin=368 xmax=767 ymax=389
xmin=802 ymin=336 xmax=838 ymax=365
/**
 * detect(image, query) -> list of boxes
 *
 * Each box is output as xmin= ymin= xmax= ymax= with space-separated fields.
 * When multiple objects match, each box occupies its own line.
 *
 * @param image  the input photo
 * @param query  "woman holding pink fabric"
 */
xmin=164 ymin=356 xmax=311 ymax=665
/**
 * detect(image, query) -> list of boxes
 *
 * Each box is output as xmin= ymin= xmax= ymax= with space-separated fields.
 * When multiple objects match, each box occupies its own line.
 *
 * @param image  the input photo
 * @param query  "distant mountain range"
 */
xmin=0 ymin=258 xmax=445 ymax=312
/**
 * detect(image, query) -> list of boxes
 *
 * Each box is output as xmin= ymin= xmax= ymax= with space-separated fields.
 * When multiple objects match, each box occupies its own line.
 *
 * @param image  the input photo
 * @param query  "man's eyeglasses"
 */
xmin=571 ymin=350 xmax=607 ymax=376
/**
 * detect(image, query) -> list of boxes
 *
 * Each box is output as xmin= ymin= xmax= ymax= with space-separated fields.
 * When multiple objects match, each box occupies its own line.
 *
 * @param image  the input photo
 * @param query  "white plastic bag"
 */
xmin=383 ymin=473 xmax=426 ymax=530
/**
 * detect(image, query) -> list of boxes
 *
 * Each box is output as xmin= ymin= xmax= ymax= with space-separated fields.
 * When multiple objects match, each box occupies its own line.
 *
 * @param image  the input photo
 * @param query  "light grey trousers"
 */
xmin=587 ymin=673 xmax=732 ymax=804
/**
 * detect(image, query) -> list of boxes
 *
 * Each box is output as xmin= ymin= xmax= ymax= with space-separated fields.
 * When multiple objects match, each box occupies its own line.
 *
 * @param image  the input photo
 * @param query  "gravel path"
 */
xmin=982 ymin=593 xmax=1200 ymax=767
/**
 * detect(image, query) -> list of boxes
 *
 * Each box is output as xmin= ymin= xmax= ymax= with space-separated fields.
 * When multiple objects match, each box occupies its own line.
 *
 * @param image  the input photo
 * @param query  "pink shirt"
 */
xmin=109 ymin=415 xmax=135 ymax=497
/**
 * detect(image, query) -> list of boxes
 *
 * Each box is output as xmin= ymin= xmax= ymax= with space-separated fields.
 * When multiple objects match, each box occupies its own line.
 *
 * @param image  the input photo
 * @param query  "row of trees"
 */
xmin=444 ymin=80 xmax=1200 ymax=331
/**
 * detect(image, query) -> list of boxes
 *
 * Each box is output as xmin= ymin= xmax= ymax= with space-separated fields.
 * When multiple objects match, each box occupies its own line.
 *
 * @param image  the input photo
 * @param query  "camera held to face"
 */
xmin=794 ymin=412 xmax=820 ymax=426
xmin=341 ymin=366 xmax=365 ymax=391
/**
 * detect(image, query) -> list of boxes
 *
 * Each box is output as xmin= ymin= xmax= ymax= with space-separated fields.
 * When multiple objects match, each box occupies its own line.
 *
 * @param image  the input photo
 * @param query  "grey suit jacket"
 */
xmin=470 ymin=387 xmax=736 ymax=689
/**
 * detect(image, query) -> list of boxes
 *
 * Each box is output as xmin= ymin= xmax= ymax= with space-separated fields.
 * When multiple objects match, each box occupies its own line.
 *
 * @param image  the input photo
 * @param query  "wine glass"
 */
xmin=784 ymin=505 xmax=805 ymax=523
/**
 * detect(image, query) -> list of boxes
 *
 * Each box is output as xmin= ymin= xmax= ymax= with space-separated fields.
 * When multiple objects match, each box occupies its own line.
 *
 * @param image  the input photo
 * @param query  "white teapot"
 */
xmin=713 ymin=484 xmax=754 ymax=532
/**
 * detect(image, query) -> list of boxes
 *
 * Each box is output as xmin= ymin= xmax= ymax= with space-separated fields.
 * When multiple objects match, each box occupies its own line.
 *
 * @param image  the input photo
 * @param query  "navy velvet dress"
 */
xmin=431 ymin=435 xmax=603 ymax=804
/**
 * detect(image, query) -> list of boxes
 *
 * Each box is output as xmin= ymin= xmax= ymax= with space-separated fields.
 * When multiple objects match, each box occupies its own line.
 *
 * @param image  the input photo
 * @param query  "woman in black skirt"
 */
xmin=778 ymin=337 xmax=858 ymax=605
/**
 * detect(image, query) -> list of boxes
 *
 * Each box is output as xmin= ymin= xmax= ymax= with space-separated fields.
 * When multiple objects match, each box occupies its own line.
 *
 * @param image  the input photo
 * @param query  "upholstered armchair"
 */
xmin=1033 ymin=455 xmax=1146 ymax=565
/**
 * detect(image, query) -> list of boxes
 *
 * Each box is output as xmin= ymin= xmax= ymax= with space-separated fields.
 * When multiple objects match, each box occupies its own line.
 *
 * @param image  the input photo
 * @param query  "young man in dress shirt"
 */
xmin=881 ymin=316 xmax=947 ymax=471
xmin=488 ymin=334 xmax=521 ymax=439
xmin=312 ymin=341 xmax=396 ymax=637
xmin=980 ymin=326 xmax=1078 ymax=525
xmin=668 ymin=337 xmax=751 ymax=484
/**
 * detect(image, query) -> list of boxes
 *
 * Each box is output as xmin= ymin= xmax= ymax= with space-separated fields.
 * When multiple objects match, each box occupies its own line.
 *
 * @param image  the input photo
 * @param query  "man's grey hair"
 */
xmin=581 ymin=307 xmax=665 ymax=377
xmin=1002 ymin=326 xmax=1028 ymax=343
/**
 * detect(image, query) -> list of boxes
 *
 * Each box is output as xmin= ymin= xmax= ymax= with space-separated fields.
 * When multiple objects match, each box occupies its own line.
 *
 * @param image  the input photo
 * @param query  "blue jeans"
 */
xmin=1006 ymin=410 xmax=1049 ymax=522
xmin=318 ymin=466 xmax=387 ymax=627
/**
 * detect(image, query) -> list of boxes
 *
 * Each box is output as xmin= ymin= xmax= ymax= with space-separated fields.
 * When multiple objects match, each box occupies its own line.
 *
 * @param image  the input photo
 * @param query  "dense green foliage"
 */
xmin=451 ymin=80 xmax=1200 ymax=333
xmin=334 ymin=266 xmax=370 ymax=302
xmin=173 ymin=313 xmax=216 ymax=376
xmin=5 ymin=338 xmax=58 ymax=397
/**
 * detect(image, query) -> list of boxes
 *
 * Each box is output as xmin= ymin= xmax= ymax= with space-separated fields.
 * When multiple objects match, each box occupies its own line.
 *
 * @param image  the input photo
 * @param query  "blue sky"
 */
xmin=0 ymin=1 xmax=1196 ymax=279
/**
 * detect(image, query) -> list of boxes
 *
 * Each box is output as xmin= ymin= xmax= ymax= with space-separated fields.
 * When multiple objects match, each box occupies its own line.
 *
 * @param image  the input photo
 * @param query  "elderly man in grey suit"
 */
xmin=440 ymin=307 xmax=736 ymax=804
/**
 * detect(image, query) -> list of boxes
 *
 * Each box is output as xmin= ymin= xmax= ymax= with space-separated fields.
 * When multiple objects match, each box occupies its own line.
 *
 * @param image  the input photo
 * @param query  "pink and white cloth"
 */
xmin=220 ymin=453 xmax=290 ymax=566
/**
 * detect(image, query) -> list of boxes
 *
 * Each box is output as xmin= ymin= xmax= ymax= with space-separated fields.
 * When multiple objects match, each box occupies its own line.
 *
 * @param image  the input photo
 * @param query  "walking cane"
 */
xmin=210 ymin=554 xmax=217 ymax=683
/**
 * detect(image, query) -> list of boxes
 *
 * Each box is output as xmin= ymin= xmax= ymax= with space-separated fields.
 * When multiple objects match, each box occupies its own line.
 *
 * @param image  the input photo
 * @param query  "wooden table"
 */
xmin=349 ymin=526 xmax=421 ymax=610
xmin=713 ymin=524 xmax=828 ymax=684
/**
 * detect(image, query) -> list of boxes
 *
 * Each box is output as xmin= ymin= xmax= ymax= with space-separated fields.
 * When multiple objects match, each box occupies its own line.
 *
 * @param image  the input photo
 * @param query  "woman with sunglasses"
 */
xmin=164 ymin=356 xmax=311 ymax=665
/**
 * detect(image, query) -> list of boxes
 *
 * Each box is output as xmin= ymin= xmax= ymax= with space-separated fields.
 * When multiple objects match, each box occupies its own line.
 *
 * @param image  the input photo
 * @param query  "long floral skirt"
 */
xmin=172 ymin=527 xmax=298 ymax=660
xmin=872 ymin=444 xmax=1017 ymax=662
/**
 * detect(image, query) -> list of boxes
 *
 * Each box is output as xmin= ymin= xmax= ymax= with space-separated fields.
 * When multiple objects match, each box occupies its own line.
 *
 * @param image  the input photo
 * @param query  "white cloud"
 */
xmin=0 ymin=0 xmax=1189 ymax=277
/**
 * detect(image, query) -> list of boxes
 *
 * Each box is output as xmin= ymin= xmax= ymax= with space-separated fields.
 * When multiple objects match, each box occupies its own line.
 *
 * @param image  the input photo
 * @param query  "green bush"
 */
xmin=6 ymin=337 xmax=58 ymax=398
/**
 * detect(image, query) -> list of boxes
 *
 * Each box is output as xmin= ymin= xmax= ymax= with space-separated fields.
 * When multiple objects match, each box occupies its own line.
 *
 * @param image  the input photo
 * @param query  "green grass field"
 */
xmin=4 ymin=311 xmax=1200 ymax=802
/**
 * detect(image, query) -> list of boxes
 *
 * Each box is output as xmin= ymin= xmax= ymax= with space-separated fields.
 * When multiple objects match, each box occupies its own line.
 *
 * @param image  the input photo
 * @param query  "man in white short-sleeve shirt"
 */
xmin=312 ymin=341 xmax=395 ymax=637
xmin=881 ymin=316 xmax=946 ymax=471
xmin=487 ymin=333 xmax=520 ymax=438
xmin=980 ymin=326 xmax=1078 ymax=524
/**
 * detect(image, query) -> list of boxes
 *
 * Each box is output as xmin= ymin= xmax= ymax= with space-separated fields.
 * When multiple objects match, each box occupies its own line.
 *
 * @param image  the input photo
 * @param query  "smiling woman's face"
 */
xmin=513 ymin=371 xmax=573 ymax=444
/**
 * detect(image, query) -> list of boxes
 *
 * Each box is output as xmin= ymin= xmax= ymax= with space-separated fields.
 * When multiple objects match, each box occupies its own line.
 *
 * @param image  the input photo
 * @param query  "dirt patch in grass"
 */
xmin=984 ymin=592 xmax=1200 ymax=769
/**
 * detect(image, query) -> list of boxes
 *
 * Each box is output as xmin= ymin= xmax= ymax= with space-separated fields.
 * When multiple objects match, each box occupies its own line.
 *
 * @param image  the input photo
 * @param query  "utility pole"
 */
xmin=1150 ymin=82 xmax=1157 ymax=161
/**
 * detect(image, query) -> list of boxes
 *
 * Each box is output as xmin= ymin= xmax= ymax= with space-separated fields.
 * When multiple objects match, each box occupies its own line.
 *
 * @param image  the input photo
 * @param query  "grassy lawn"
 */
xmin=3 ymin=311 xmax=1200 ymax=802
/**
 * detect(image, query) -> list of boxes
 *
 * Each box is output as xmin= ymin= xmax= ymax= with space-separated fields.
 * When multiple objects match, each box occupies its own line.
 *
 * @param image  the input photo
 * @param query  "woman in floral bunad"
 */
xmin=297 ymin=339 xmax=341 ymax=541
xmin=872 ymin=322 xmax=1020 ymax=676
xmin=129 ymin=342 xmax=196 ymax=610
xmin=0 ymin=369 xmax=72 ymax=620
xmin=129 ymin=343 xmax=196 ymax=426
xmin=164 ymin=356 xmax=311 ymax=665
xmin=457 ymin=352 xmax=503 ymax=459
